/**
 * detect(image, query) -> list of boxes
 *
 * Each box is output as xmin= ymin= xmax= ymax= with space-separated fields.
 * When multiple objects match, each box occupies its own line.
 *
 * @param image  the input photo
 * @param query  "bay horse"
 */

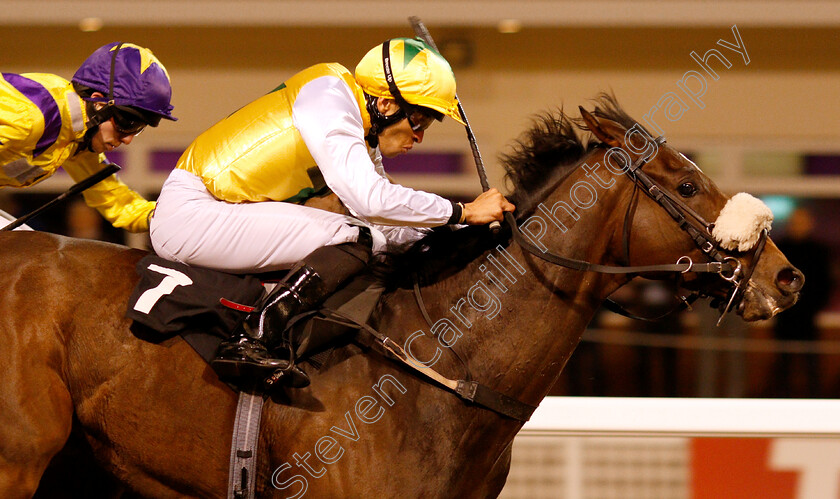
xmin=1 ymin=95 xmax=801 ymax=498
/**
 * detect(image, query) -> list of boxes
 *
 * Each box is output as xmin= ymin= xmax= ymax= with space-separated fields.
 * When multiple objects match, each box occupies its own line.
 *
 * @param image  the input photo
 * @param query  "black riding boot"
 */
xmin=211 ymin=230 xmax=373 ymax=387
xmin=211 ymin=263 xmax=326 ymax=385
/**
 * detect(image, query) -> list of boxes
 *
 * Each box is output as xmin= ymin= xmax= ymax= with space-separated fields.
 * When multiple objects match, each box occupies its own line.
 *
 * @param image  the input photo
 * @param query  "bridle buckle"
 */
xmin=718 ymin=256 xmax=743 ymax=284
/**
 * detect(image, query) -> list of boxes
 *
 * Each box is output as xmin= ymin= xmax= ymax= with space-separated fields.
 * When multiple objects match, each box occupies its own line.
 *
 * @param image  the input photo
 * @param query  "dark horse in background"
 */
xmin=0 ymin=95 xmax=801 ymax=498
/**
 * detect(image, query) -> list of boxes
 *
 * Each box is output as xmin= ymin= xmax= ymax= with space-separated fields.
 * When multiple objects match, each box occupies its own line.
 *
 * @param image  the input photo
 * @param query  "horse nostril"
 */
xmin=776 ymin=267 xmax=804 ymax=293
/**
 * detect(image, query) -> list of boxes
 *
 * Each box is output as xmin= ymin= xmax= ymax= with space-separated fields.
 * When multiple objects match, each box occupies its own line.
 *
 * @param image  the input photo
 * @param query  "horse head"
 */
xmin=505 ymin=94 xmax=801 ymax=323
xmin=580 ymin=96 xmax=802 ymax=321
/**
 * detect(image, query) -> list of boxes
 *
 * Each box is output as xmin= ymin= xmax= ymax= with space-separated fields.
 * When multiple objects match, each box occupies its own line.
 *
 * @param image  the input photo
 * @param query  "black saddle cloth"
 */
xmin=125 ymin=255 xmax=383 ymax=365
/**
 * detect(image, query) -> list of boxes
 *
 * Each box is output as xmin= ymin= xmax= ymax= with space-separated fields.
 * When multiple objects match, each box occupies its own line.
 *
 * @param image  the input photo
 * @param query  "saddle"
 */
xmin=125 ymin=255 xmax=384 ymax=372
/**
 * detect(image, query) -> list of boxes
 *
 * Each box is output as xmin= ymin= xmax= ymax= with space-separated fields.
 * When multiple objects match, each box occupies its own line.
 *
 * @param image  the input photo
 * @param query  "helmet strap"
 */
xmin=85 ymin=101 xmax=114 ymax=129
xmin=364 ymin=93 xmax=406 ymax=148
xmin=78 ymin=119 xmax=99 ymax=153
xmin=106 ymin=43 xmax=123 ymax=105
xmin=364 ymin=39 xmax=418 ymax=148
xmin=381 ymin=40 xmax=414 ymax=112
xmin=86 ymin=42 xmax=124 ymax=130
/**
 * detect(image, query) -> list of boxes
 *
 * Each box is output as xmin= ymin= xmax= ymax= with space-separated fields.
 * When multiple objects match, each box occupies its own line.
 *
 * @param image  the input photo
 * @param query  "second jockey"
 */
xmin=0 ymin=42 xmax=176 ymax=231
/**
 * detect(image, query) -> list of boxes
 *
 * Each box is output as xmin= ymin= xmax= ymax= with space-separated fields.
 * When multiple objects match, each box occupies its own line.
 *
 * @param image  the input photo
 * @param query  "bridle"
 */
xmin=330 ymin=135 xmax=769 ymax=423
xmin=505 ymin=135 xmax=769 ymax=324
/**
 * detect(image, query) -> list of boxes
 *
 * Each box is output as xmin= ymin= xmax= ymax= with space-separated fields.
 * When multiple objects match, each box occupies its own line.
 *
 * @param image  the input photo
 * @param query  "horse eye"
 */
xmin=677 ymin=182 xmax=697 ymax=197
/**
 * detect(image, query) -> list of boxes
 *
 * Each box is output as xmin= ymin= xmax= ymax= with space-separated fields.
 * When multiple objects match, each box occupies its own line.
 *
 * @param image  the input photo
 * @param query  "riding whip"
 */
xmin=408 ymin=16 xmax=502 ymax=234
xmin=0 ymin=161 xmax=121 ymax=232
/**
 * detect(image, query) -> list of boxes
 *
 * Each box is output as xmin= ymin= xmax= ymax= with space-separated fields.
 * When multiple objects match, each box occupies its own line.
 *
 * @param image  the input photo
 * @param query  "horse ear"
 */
xmin=578 ymin=106 xmax=622 ymax=148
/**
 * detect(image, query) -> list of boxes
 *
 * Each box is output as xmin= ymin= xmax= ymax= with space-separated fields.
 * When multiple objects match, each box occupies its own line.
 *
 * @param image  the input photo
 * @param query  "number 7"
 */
xmin=133 ymin=264 xmax=194 ymax=314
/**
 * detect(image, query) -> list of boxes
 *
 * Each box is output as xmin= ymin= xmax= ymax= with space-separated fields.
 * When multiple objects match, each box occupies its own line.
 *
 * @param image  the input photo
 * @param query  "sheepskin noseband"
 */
xmin=711 ymin=193 xmax=773 ymax=252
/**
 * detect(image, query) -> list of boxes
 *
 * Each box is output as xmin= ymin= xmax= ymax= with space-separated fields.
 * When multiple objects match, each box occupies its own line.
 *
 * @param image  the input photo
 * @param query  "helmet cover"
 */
xmin=355 ymin=38 xmax=464 ymax=125
xmin=73 ymin=42 xmax=176 ymax=121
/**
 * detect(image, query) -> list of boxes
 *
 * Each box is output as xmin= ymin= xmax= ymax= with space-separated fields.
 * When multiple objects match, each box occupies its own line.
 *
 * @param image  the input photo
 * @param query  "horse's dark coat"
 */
xmin=0 ymin=99 xmax=801 ymax=498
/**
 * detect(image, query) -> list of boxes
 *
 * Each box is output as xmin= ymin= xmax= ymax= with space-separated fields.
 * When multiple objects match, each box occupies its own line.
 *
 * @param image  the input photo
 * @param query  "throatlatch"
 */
xmin=506 ymin=134 xmax=773 ymax=325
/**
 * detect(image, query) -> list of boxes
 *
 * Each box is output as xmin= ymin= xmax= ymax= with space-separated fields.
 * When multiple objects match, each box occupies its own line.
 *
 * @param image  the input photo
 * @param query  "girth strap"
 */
xmin=227 ymin=391 xmax=265 ymax=499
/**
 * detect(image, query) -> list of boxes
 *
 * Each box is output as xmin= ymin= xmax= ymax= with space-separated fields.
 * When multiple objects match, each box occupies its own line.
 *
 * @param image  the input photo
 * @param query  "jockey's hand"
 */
xmin=463 ymin=188 xmax=516 ymax=225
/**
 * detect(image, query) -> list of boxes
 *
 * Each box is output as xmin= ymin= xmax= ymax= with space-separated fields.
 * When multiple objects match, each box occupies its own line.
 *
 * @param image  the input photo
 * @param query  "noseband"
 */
xmin=359 ymin=135 xmax=768 ymax=423
xmin=506 ymin=135 xmax=769 ymax=324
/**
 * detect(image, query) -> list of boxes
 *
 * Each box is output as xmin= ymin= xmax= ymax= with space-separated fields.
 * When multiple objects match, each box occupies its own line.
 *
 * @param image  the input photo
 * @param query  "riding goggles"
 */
xmin=110 ymin=106 xmax=149 ymax=136
xmin=406 ymin=108 xmax=435 ymax=132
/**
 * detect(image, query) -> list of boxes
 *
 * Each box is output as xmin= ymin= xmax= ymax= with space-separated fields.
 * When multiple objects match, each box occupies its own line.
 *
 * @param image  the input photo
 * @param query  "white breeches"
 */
xmin=0 ymin=208 xmax=32 ymax=230
xmin=150 ymin=169 xmax=391 ymax=274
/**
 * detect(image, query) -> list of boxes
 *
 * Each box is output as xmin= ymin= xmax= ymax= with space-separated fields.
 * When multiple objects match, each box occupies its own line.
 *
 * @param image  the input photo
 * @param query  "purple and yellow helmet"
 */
xmin=72 ymin=42 xmax=176 ymax=123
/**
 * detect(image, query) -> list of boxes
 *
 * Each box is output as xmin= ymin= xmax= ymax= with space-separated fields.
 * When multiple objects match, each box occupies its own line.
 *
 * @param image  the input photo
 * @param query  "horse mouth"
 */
xmin=737 ymin=285 xmax=798 ymax=321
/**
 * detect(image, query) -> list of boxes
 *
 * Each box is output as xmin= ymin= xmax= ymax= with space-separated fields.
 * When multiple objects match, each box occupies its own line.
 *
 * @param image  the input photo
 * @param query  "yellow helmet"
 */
xmin=355 ymin=38 xmax=465 ymax=125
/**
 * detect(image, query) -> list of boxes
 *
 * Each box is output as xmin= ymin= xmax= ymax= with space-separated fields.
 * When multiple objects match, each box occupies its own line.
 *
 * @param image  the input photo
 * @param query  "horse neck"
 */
xmin=412 ymin=160 xmax=632 ymax=407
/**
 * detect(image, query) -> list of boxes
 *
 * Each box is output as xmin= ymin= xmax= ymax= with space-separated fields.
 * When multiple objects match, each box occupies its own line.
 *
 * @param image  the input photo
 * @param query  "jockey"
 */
xmin=0 ymin=42 xmax=176 ymax=232
xmin=149 ymin=38 xmax=515 ymax=385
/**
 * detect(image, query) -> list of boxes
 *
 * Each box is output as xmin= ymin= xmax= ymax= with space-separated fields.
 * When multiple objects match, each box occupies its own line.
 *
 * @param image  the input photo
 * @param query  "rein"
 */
xmin=317 ymin=137 xmax=768 ymax=423
xmin=506 ymin=207 xmax=730 ymax=275
xmin=505 ymin=135 xmax=767 ymax=325
xmin=506 ymin=137 xmax=735 ymax=276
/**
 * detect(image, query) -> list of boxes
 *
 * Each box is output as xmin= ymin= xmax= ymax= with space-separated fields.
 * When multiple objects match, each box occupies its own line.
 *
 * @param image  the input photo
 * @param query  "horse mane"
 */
xmin=379 ymin=92 xmax=634 ymax=288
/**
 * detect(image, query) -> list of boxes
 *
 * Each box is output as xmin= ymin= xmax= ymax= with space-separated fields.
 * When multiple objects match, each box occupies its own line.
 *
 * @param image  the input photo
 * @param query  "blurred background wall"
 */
xmin=4 ymin=1 xmax=839 ymax=193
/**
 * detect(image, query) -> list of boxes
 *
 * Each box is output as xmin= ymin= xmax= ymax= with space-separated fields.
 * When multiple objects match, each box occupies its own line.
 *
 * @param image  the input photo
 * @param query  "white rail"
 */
xmin=522 ymin=396 xmax=840 ymax=438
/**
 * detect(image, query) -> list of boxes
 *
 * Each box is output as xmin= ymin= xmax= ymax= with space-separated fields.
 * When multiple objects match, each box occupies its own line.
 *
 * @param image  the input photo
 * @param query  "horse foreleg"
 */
xmin=0 ymin=368 xmax=73 ymax=498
